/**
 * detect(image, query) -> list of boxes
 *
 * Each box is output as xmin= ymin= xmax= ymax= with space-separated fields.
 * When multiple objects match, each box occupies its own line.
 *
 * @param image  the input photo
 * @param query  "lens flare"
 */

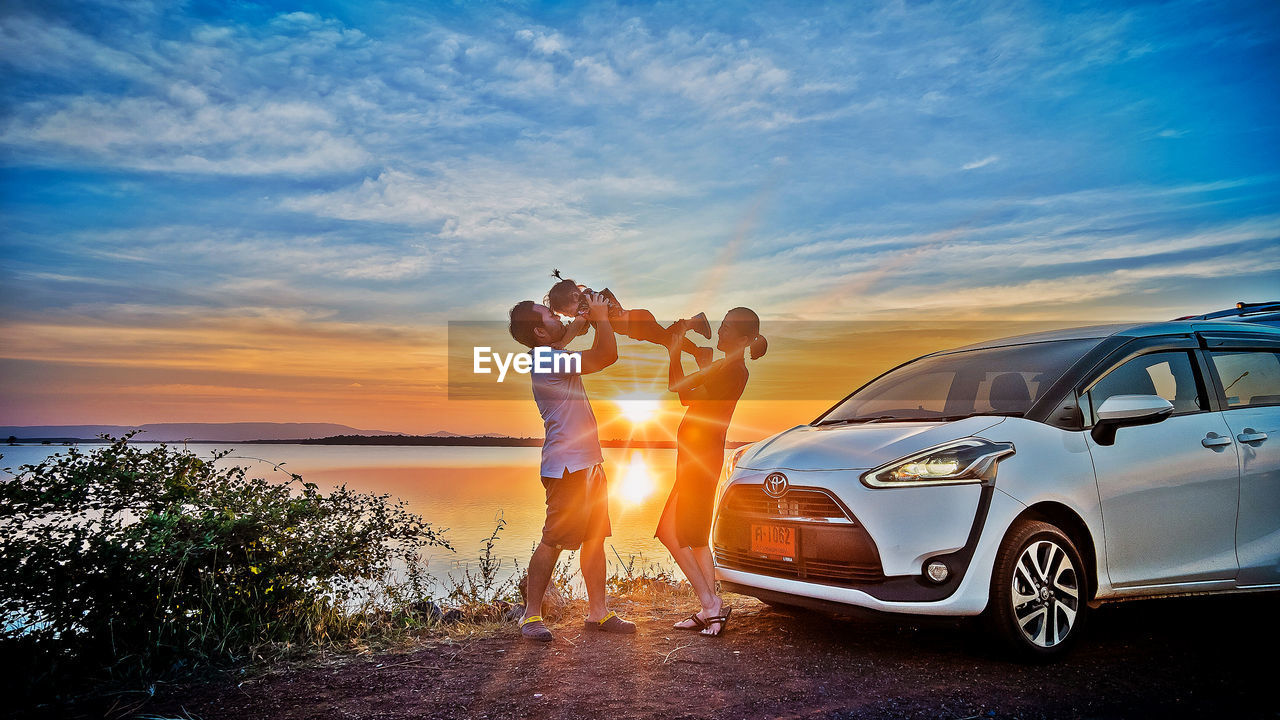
xmin=616 ymin=451 xmax=655 ymax=504
xmin=615 ymin=395 xmax=659 ymax=424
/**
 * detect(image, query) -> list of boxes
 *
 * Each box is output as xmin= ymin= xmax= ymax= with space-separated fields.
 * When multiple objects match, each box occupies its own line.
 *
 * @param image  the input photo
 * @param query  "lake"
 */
xmin=1 ymin=443 xmax=685 ymax=597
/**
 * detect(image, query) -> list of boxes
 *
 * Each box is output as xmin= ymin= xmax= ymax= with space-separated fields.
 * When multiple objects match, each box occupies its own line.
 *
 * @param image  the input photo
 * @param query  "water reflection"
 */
xmin=299 ymin=447 xmax=679 ymax=589
xmin=2 ymin=444 xmax=684 ymax=595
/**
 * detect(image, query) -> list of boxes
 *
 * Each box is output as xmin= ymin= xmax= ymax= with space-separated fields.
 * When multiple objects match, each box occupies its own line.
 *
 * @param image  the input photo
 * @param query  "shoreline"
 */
xmin=5 ymin=436 xmax=756 ymax=449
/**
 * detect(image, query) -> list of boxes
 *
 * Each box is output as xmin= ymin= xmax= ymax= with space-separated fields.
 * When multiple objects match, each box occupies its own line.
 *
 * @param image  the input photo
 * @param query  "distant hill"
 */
xmin=291 ymin=434 xmax=543 ymax=447
xmin=0 ymin=423 xmax=408 ymax=442
xmin=1 ymin=425 xmax=754 ymax=447
xmin=282 ymin=435 xmax=754 ymax=449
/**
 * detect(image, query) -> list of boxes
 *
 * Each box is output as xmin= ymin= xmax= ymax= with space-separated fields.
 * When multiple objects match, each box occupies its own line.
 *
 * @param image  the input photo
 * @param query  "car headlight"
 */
xmin=861 ymin=438 xmax=1014 ymax=488
xmin=714 ymin=443 xmax=755 ymax=511
xmin=722 ymin=443 xmax=754 ymax=482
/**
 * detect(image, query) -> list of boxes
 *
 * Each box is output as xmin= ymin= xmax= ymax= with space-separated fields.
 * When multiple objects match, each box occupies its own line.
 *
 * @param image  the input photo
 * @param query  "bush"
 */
xmin=445 ymin=515 xmax=522 ymax=615
xmin=0 ymin=433 xmax=451 ymax=706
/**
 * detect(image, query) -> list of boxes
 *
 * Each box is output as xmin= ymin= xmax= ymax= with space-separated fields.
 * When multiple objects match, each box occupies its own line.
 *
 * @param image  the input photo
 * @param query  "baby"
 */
xmin=546 ymin=270 xmax=712 ymax=366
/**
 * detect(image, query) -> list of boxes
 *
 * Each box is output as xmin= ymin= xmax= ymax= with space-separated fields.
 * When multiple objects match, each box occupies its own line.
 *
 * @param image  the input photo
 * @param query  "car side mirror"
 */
xmin=1090 ymin=394 xmax=1174 ymax=446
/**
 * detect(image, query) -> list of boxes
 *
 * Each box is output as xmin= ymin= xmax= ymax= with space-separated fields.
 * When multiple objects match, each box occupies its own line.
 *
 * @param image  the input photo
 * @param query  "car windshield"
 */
xmin=815 ymin=338 xmax=1103 ymax=424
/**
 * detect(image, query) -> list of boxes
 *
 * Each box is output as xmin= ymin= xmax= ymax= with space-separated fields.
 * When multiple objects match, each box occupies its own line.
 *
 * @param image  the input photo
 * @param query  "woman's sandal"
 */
xmin=673 ymin=612 xmax=707 ymax=631
xmin=700 ymin=606 xmax=733 ymax=637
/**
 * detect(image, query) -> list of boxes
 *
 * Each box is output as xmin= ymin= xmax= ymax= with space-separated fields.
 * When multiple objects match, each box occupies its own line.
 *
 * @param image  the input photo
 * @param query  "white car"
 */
xmin=713 ymin=320 xmax=1280 ymax=659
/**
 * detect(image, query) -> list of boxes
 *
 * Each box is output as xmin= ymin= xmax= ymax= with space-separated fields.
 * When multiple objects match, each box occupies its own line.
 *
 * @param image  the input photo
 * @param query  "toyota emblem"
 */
xmin=763 ymin=472 xmax=789 ymax=498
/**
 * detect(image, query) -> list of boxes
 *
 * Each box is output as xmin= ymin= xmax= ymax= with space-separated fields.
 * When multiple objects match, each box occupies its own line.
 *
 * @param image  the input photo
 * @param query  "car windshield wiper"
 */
xmin=816 ymin=415 xmax=919 ymax=426
xmin=934 ymin=411 xmax=1025 ymax=422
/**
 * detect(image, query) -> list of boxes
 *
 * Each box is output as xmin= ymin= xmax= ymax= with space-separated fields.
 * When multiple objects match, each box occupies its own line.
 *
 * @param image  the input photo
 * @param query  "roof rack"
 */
xmin=1175 ymin=300 xmax=1280 ymax=321
xmin=1234 ymin=301 xmax=1280 ymax=312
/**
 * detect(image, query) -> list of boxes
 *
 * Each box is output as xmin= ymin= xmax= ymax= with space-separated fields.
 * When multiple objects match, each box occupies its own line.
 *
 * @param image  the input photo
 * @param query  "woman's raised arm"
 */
xmin=667 ymin=323 xmax=719 ymax=405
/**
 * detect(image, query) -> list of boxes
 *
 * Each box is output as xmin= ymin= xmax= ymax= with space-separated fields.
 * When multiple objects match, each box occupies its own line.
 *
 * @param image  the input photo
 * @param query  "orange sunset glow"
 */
xmin=0 ymin=311 xmax=1242 ymax=440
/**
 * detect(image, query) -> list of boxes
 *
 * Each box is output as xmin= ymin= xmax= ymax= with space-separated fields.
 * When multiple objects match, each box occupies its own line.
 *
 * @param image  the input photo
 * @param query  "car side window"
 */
xmin=1209 ymin=351 xmax=1280 ymax=409
xmin=1085 ymin=351 xmax=1207 ymax=420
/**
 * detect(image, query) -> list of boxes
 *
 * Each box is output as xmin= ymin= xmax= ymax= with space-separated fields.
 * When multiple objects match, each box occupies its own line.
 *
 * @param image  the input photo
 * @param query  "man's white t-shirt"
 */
xmin=530 ymin=348 xmax=604 ymax=478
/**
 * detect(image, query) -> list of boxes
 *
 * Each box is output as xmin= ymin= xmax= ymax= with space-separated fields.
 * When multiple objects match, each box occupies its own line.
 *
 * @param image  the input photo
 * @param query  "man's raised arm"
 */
xmin=578 ymin=292 xmax=617 ymax=374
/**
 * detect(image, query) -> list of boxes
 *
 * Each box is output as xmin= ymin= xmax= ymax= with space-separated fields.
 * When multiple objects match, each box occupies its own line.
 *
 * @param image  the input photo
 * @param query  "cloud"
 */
xmin=819 ymin=246 xmax=1280 ymax=320
xmin=0 ymin=9 xmax=373 ymax=175
xmin=686 ymin=177 xmax=1280 ymax=321
xmin=0 ymin=13 xmax=159 ymax=81
xmin=279 ymin=166 xmax=650 ymax=244
xmin=2 ymin=96 xmax=370 ymax=175
xmin=962 ymin=155 xmax=999 ymax=170
xmin=0 ymin=2 xmax=1189 ymax=184
xmin=73 ymin=226 xmax=438 ymax=282
xmin=515 ymin=28 xmax=568 ymax=56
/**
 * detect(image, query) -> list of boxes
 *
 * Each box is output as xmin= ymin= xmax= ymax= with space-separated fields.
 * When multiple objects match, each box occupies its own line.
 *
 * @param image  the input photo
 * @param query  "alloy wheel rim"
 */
xmin=1011 ymin=538 xmax=1080 ymax=648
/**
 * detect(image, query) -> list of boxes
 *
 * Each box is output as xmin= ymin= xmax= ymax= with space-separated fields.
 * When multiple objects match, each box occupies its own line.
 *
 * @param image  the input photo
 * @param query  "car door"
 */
xmin=1082 ymin=340 xmax=1240 ymax=588
xmin=1200 ymin=337 xmax=1280 ymax=587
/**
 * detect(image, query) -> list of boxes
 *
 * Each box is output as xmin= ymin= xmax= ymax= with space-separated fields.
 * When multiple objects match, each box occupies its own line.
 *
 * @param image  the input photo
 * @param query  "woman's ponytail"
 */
xmin=749 ymin=334 xmax=768 ymax=360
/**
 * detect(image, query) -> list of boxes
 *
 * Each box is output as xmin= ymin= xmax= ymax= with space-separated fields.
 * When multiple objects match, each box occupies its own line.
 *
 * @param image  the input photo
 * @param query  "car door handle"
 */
xmin=1237 ymin=428 xmax=1268 ymax=444
xmin=1202 ymin=433 xmax=1233 ymax=448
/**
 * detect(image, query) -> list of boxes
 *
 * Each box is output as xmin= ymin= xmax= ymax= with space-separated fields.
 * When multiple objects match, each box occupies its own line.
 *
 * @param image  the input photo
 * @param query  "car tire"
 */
xmin=984 ymin=519 xmax=1088 ymax=661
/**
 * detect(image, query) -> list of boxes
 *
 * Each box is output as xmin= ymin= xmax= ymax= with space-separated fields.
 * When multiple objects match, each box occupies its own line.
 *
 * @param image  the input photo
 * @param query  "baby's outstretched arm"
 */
xmin=550 ymin=315 xmax=590 ymax=349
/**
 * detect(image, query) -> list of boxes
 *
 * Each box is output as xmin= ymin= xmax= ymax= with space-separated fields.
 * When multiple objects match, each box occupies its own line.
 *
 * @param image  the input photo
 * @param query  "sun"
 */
xmin=615 ymin=395 xmax=660 ymax=424
xmin=616 ymin=451 xmax=655 ymax=504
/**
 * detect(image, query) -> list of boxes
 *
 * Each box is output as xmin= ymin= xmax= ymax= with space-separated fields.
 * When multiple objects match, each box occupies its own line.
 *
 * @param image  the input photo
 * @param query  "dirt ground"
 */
xmin=72 ymin=590 xmax=1280 ymax=719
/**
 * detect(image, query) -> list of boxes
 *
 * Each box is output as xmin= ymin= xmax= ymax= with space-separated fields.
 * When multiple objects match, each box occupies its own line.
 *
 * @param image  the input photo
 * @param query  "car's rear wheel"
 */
xmin=985 ymin=519 xmax=1088 ymax=660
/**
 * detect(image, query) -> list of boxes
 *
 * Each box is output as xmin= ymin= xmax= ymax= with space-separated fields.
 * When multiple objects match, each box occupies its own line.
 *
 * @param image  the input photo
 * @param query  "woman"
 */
xmin=655 ymin=307 xmax=767 ymax=637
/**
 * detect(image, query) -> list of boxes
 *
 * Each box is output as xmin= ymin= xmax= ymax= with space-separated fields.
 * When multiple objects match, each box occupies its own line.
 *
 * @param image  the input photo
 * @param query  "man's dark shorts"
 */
xmin=540 ymin=464 xmax=611 ymax=551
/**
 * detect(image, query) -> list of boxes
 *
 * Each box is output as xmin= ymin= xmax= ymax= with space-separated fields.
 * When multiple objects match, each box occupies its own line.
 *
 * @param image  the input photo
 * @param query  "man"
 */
xmin=507 ymin=291 xmax=636 ymax=641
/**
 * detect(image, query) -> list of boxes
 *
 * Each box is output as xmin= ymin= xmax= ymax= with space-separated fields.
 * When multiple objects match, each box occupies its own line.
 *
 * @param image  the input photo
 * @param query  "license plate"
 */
xmin=750 ymin=524 xmax=795 ymax=558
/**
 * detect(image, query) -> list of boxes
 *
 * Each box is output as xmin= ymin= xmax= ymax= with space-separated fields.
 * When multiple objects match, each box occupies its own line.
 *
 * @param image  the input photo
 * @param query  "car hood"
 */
xmin=738 ymin=416 xmax=1008 ymax=472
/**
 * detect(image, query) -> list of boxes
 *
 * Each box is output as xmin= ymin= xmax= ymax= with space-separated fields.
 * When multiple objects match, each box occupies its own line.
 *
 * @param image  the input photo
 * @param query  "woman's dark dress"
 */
xmin=660 ymin=358 xmax=748 ymax=548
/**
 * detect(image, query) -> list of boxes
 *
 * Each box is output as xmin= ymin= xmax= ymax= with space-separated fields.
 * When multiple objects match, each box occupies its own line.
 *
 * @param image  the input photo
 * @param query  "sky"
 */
xmin=2 ymin=0 xmax=1278 ymax=438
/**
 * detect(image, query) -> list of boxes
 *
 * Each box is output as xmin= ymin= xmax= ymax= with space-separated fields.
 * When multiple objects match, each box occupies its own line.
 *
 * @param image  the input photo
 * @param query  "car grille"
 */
xmin=714 ymin=546 xmax=884 ymax=584
xmin=714 ymin=484 xmax=884 ymax=586
xmin=720 ymin=485 xmax=850 ymax=520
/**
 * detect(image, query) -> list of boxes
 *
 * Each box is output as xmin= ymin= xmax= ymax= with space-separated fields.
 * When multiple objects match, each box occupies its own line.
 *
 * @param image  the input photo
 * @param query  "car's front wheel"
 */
xmin=985 ymin=519 xmax=1088 ymax=660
